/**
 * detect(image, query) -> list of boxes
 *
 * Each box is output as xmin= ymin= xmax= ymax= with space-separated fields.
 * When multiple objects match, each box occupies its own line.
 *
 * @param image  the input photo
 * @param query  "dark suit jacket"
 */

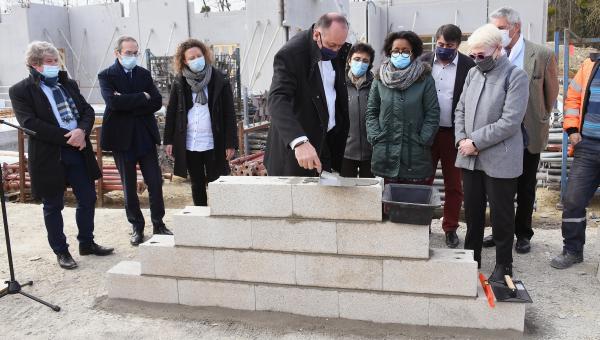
xmin=98 ymin=59 xmax=162 ymax=151
xmin=164 ymin=69 xmax=238 ymax=178
xmin=419 ymin=51 xmax=476 ymax=126
xmin=264 ymin=26 xmax=351 ymax=176
xmin=9 ymin=71 xmax=101 ymax=198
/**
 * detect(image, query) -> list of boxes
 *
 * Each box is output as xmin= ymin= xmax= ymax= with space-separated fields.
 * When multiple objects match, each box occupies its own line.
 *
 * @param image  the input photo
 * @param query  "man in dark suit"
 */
xmin=265 ymin=13 xmax=351 ymax=176
xmin=98 ymin=36 xmax=171 ymax=246
xmin=419 ymin=24 xmax=476 ymax=248
xmin=10 ymin=41 xmax=113 ymax=269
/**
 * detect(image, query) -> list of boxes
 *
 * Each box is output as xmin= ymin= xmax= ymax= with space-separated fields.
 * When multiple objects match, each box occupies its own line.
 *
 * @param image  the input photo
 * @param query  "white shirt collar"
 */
xmin=433 ymin=52 xmax=459 ymax=66
xmin=503 ymin=34 xmax=524 ymax=58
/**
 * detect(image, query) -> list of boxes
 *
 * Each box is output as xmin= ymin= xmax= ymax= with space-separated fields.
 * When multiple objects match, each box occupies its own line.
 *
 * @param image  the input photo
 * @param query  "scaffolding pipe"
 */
xmin=87 ymin=27 xmax=119 ymax=101
xmin=165 ymin=22 xmax=177 ymax=56
xmin=411 ymin=11 xmax=418 ymax=31
xmin=249 ymin=20 xmax=270 ymax=86
xmin=560 ymin=28 xmax=570 ymax=202
xmin=454 ymin=10 xmax=458 ymax=26
xmin=58 ymin=28 xmax=94 ymax=83
xmin=75 ymin=29 xmax=87 ymax=80
xmin=139 ymin=28 xmax=154 ymax=66
xmin=240 ymin=21 xmax=260 ymax=72
xmin=250 ymin=25 xmax=282 ymax=90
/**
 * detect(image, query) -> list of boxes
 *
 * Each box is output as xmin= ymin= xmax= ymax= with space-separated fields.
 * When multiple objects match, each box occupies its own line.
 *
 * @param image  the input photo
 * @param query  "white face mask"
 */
xmin=500 ymin=29 xmax=512 ymax=48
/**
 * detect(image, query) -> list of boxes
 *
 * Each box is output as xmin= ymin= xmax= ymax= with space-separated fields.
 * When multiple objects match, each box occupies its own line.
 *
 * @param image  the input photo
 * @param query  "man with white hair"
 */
xmin=483 ymin=7 xmax=559 ymax=254
xmin=9 ymin=41 xmax=114 ymax=270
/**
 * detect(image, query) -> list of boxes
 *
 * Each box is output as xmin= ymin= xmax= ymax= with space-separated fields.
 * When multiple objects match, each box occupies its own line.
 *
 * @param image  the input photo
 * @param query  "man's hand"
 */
xmin=569 ymin=132 xmax=582 ymax=146
xmin=65 ymin=128 xmax=86 ymax=150
xmin=294 ymin=142 xmax=322 ymax=173
xmin=165 ymin=144 xmax=173 ymax=159
xmin=458 ymin=138 xmax=478 ymax=156
xmin=114 ymin=91 xmax=121 ymax=96
xmin=226 ymin=148 xmax=235 ymax=161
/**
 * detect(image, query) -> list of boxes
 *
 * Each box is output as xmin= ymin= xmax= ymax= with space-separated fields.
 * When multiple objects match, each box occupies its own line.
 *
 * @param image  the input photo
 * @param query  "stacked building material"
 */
xmin=229 ymin=152 xmax=267 ymax=176
xmin=107 ymin=176 xmax=527 ymax=332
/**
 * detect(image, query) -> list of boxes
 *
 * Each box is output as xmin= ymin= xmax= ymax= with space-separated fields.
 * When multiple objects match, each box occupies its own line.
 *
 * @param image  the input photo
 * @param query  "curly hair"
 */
xmin=382 ymin=31 xmax=423 ymax=58
xmin=25 ymin=41 xmax=59 ymax=67
xmin=347 ymin=42 xmax=375 ymax=71
xmin=172 ymin=39 xmax=212 ymax=74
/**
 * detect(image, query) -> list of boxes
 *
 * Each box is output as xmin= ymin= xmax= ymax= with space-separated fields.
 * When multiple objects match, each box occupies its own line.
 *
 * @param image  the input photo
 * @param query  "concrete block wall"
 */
xmin=107 ymin=176 xmax=526 ymax=332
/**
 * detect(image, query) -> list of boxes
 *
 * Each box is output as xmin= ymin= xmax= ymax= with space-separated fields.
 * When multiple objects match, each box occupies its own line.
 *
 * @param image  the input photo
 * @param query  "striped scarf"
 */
xmin=46 ymin=82 xmax=80 ymax=124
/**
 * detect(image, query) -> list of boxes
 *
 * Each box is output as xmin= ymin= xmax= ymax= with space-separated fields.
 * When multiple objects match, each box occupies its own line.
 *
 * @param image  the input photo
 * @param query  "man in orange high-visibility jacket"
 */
xmin=551 ymin=52 xmax=600 ymax=269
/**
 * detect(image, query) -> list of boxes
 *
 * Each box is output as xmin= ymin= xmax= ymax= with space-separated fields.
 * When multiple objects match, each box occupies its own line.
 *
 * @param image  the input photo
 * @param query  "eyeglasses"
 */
xmin=391 ymin=51 xmax=411 ymax=58
xmin=120 ymin=51 xmax=139 ymax=57
xmin=469 ymin=53 xmax=488 ymax=61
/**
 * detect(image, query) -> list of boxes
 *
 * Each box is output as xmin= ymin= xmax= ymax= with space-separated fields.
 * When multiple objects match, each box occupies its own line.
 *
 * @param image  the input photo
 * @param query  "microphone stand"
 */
xmin=0 ymin=119 xmax=60 ymax=311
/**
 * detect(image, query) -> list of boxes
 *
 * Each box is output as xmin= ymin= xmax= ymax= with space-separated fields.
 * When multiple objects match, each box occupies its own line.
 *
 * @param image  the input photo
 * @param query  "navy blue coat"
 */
xmin=98 ymin=60 xmax=162 ymax=151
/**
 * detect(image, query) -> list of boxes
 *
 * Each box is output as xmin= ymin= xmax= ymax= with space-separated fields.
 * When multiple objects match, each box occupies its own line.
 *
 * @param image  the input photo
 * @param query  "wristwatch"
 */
xmin=293 ymin=139 xmax=309 ymax=150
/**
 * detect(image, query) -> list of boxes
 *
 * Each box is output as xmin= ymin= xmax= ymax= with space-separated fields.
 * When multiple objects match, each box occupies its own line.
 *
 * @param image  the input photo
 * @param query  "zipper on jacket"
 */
xmin=407 ymin=122 xmax=413 ymax=172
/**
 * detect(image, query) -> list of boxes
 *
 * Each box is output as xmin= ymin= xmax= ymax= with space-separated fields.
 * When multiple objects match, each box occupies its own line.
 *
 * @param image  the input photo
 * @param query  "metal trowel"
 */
xmin=318 ymin=171 xmax=343 ymax=186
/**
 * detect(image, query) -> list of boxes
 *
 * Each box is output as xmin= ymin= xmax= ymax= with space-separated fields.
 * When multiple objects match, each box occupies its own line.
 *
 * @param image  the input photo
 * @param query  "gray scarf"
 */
xmin=379 ymin=59 xmax=425 ymax=90
xmin=182 ymin=65 xmax=212 ymax=105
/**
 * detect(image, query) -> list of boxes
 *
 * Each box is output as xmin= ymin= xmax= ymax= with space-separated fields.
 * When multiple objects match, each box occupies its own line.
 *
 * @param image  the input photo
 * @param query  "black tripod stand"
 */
xmin=0 ymin=119 xmax=60 ymax=311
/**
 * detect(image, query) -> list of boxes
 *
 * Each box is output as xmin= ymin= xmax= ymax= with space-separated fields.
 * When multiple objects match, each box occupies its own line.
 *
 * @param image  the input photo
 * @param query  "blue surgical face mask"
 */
xmin=350 ymin=60 xmax=369 ymax=77
xmin=41 ymin=64 xmax=60 ymax=79
xmin=188 ymin=56 xmax=206 ymax=73
xmin=390 ymin=52 xmax=411 ymax=69
xmin=120 ymin=55 xmax=137 ymax=71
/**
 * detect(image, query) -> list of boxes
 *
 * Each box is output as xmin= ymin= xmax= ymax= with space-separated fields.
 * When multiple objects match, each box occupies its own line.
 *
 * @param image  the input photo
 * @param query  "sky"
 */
xmin=0 ymin=0 xmax=246 ymax=13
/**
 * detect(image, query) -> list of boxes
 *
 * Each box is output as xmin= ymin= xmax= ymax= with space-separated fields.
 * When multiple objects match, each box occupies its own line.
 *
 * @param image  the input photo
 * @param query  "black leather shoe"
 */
xmin=482 ymin=235 xmax=495 ymax=248
xmin=153 ymin=225 xmax=173 ymax=235
xmin=57 ymin=252 xmax=78 ymax=270
xmin=445 ymin=231 xmax=460 ymax=248
xmin=515 ymin=237 xmax=531 ymax=254
xmin=130 ymin=228 xmax=144 ymax=246
xmin=489 ymin=263 xmax=513 ymax=283
xmin=79 ymin=242 xmax=114 ymax=256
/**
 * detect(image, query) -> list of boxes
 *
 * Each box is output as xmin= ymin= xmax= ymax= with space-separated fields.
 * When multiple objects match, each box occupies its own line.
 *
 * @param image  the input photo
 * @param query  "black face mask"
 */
xmin=318 ymin=33 xmax=338 ymax=61
xmin=475 ymin=55 xmax=496 ymax=73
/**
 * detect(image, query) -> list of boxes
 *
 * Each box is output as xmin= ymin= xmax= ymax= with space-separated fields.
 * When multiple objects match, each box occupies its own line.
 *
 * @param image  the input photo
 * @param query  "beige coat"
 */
xmin=522 ymin=40 xmax=559 ymax=154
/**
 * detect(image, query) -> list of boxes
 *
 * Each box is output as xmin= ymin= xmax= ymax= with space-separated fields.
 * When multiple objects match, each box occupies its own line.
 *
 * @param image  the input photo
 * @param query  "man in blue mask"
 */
xmin=98 ymin=36 xmax=172 ymax=246
xmin=419 ymin=24 xmax=475 ymax=249
xmin=10 ymin=41 xmax=113 ymax=269
xmin=265 ymin=13 xmax=351 ymax=176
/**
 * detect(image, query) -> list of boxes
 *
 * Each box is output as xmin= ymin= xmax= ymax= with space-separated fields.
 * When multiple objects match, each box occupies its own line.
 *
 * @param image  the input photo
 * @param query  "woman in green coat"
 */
xmin=366 ymin=31 xmax=440 ymax=184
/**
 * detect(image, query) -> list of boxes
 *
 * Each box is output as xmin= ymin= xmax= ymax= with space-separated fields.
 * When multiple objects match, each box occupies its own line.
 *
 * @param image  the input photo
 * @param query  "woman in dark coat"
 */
xmin=366 ymin=31 xmax=440 ymax=184
xmin=164 ymin=39 xmax=238 ymax=206
xmin=341 ymin=42 xmax=375 ymax=178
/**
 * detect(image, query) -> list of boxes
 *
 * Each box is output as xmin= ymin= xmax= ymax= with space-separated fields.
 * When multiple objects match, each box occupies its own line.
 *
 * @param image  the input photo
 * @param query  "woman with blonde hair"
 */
xmin=164 ymin=39 xmax=238 ymax=206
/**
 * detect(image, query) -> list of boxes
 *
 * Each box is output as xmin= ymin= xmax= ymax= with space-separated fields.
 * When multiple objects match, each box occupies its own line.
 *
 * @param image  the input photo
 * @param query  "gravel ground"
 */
xmin=0 ymin=182 xmax=599 ymax=340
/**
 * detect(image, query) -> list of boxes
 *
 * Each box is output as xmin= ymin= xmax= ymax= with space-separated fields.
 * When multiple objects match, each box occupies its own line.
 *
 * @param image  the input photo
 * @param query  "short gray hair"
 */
xmin=467 ymin=24 xmax=502 ymax=51
xmin=25 ymin=41 xmax=60 ymax=67
xmin=114 ymin=35 xmax=138 ymax=52
xmin=489 ymin=7 xmax=521 ymax=27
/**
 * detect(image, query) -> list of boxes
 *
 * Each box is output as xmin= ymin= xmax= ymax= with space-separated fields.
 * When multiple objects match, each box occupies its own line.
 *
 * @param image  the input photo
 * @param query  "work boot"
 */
xmin=79 ymin=242 xmax=114 ymax=256
xmin=130 ymin=228 xmax=144 ymax=246
xmin=489 ymin=263 xmax=513 ymax=283
xmin=482 ymin=235 xmax=495 ymax=247
xmin=153 ymin=225 xmax=173 ymax=235
xmin=57 ymin=252 xmax=78 ymax=270
xmin=445 ymin=231 xmax=460 ymax=248
xmin=515 ymin=237 xmax=531 ymax=254
xmin=550 ymin=250 xmax=583 ymax=269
